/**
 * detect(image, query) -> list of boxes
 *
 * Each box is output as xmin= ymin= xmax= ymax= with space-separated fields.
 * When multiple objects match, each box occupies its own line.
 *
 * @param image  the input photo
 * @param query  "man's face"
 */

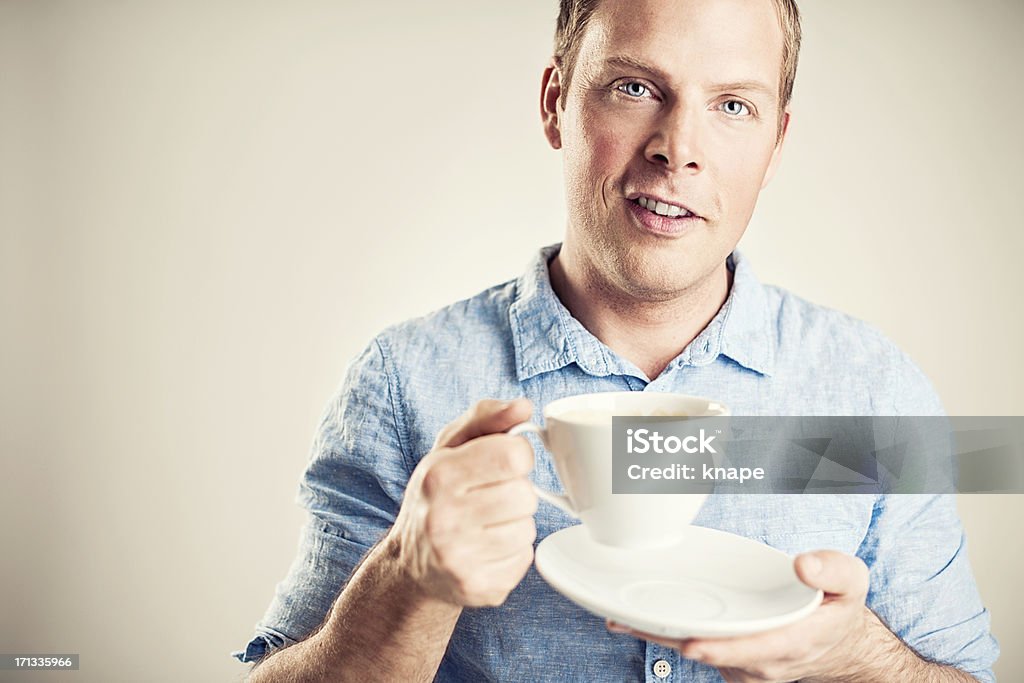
xmin=544 ymin=0 xmax=789 ymax=300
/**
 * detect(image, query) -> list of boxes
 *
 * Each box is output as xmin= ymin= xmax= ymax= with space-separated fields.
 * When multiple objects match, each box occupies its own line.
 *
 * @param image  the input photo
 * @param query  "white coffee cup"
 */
xmin=510 ymin=391 xmax=729 ymax=549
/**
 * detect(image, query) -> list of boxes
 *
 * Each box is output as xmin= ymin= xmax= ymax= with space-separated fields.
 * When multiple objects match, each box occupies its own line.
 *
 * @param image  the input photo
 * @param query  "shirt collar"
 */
xmin=715 ymin=250 xmax=776 ymax=376
xmin=508 ymin=244 xmax=775 ymax=382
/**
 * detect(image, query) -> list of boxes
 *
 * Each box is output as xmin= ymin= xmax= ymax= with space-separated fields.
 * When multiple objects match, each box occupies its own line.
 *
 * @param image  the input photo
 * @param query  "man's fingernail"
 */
xmin=803 ymin=555 xmax=822 ymax=575
xmin=686 ymin=648 xmax=705 ymax=661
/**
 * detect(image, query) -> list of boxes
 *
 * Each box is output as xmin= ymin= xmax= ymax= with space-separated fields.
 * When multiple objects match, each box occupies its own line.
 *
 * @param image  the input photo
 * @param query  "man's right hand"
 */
xmin=387 ymin=398 xmax=538 ymax=608
xmin=248 ymin=399 xmax=537 ymax=682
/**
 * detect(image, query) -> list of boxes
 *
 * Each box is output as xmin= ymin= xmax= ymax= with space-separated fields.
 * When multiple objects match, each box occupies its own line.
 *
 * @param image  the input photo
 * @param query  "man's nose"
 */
xmin=643 ymin=103 xmax=704 ymax=173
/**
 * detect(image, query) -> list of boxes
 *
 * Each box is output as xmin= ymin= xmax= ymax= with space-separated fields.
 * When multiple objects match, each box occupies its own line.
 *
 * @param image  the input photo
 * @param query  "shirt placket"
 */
xmin=645 ymin=643 xmax=680 ymax=682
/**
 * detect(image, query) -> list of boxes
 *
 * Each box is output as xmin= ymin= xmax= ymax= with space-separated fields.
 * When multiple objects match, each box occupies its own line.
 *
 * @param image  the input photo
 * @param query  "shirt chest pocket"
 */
xmin=697 ymin=494 xmax=872 ymax=556
xmin=753 ymin=527 xmax=864 ymax=556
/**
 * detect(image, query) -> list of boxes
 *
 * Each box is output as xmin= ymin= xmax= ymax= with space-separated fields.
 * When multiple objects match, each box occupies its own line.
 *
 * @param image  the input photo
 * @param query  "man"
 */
xmin=236 ymin=0 xmax=998 ymax=680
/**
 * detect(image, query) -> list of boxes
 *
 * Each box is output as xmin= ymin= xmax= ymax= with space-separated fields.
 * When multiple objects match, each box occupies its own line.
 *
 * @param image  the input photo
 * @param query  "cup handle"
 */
xmin=507 ymin=422 xmax=578 ymax=518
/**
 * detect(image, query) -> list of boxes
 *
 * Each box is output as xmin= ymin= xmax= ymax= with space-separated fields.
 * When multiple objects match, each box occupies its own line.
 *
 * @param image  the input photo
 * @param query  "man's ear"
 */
xmin=761 ymin=109 xmax=791 ymax=189
xmin=540 ymin=60 xmax=563 ymax=150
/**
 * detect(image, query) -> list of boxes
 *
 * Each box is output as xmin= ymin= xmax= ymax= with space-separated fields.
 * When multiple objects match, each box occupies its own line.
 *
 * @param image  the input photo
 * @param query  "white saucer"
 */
xmin=534 ymin=524 xmax=823 ymax=639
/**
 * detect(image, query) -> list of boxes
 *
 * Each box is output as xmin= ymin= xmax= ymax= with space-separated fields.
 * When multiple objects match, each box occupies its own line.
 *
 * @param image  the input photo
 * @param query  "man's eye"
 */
xmin=721 ymin=100 xmax=751 ymax=116
xmin=617 ymin=81 xmax=651 ymax=98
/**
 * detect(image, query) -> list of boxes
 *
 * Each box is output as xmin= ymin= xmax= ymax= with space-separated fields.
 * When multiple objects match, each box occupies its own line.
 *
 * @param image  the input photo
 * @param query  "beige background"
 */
xmin=1 ymin=1 xmax=1020 ymax=681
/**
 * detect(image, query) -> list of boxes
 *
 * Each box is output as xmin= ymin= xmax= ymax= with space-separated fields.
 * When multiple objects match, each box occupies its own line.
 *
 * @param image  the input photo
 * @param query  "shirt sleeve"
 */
xmin=858 ymin=494 xmax=999 ymax=681
xmin=857 ymin=350 xmax=1000 ymax=680
xmin=232 ymin=336 xmax=412 ymax=665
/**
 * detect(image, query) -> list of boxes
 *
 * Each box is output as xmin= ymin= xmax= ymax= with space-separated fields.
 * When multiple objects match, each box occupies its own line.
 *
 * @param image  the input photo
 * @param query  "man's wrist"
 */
xmin=818 ymin=607 xmax=909 ymax=681
xmin=376 ymin=528 xmax=456 ymax=608
xmin=308 ymin=533 xmax=463 ymax=679
xmin=808 ymin=607 xmax=973 ymax=683
xmin=351 ymin=530 xmax=460 ymax=616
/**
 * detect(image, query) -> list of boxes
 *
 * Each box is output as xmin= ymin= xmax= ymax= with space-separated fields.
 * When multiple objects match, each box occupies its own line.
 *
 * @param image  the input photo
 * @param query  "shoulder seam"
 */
xmin=373 ymin=335 xmax=415 ymax=478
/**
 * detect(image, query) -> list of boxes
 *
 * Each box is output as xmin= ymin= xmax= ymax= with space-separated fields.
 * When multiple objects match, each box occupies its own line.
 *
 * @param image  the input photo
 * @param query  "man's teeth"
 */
xmin=636 ymin=196 xmax=691 ymax=217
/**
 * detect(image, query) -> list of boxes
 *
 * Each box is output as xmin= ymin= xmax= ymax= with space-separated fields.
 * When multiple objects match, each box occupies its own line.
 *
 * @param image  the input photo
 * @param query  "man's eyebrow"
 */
xmin=602 ymin=55 xmax=777 ymax=100
xmin=708 ymin=80 xmax=777 ymax=99
xmin=602 ymin=55 xmax=670 ymax=81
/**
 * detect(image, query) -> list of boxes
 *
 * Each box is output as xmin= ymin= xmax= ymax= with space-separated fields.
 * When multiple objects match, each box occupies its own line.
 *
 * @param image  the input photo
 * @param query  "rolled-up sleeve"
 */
xmin=233 ymin=336 xmax=412 ymax=665
xmin=858 ymin=493 xmax=999 ymax=681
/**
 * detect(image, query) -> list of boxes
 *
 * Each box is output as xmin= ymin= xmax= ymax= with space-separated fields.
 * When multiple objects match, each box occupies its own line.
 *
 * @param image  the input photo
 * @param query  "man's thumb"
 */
xmin=795 ymin=551 xmax=869 ymax=599
xmin=435 ymin=397 xmax=533 ymax=449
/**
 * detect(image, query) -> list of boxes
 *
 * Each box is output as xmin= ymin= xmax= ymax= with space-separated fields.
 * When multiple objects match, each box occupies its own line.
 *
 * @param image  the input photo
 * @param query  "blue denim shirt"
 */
xmin=235 ymin=244 xmax=998 ymax=682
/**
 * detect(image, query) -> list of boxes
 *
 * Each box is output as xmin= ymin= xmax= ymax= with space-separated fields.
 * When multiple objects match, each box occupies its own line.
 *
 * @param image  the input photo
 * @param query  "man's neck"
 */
xmin=548 ymin=249 xmax=732 ymax=381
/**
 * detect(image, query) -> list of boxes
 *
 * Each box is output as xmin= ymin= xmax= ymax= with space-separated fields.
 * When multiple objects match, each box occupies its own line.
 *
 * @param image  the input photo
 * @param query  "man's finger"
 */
xmin=461 ymin=476 xmax=538 ymax=523
xmin=610 ymin=622 xmax=804 ymax=669
xmin=434 ymin=398 xmax=534 ymax=449
xmin=444 ymin=434 xmax=535 ymax=491
xmin=794 ymin=550 xmax=869 ymax=598
xmin=677 ymin=627 xmax=802 ymax=668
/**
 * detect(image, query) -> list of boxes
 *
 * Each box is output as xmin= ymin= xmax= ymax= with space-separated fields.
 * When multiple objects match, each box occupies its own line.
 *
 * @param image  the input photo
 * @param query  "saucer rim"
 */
xmin=534 ymin=524 xmax=825 ymax=638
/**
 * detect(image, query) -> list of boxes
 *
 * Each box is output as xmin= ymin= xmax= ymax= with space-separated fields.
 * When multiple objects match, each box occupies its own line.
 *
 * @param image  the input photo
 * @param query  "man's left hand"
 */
xmin=607 ymin=550 xmax=877 ymax=682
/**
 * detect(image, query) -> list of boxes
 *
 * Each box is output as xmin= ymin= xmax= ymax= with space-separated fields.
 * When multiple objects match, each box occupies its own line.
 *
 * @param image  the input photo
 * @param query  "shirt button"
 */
xmin=653 ymin=659 xmax=672 ymax=679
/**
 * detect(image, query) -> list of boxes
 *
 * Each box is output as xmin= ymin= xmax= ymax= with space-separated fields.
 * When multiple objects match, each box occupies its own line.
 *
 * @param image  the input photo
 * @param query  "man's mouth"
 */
xmin=625 ymin=193 xmax=704 ymax=236
xmin=629 ymin=195 xmax=700 ymax=220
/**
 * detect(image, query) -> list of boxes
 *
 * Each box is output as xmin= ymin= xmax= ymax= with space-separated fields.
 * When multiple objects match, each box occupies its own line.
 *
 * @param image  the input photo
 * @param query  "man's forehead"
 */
xmin=578 ymin=0 xmax=784 ymax=87
xmin=591 ymin=0 xmax=781 ymax=33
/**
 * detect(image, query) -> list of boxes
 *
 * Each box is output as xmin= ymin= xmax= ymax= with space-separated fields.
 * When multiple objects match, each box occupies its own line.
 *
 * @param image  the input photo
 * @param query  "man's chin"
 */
xmin=611 ymin=267 xmax=700 ymax=302
xmin=610 ymin=251 xmax=723 ymax=302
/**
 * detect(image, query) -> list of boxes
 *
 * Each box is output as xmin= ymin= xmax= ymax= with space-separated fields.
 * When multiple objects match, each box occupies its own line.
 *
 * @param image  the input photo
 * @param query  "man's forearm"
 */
xmin=248 ymin=533 xmax=462 ymax=683
xmin=807 ymin=608 xmax=980 ymax=682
